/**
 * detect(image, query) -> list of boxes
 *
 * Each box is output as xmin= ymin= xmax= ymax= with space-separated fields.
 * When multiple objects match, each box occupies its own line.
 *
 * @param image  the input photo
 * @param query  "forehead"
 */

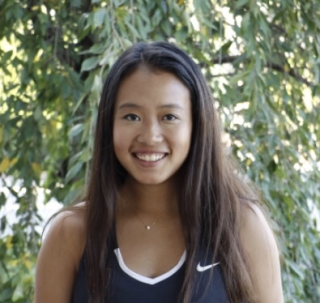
xmin=115 ymin=66 xmax=191 ymax=107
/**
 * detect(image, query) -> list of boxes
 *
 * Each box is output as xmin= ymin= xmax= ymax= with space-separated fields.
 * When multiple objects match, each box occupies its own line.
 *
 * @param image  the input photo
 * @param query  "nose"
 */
xmin=137 ymin=119 xmax=163 ymax=145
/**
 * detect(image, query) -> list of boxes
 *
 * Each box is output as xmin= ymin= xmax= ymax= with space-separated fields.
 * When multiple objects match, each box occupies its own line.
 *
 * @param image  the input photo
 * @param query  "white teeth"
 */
xmin=135 ymin=153 xmax=165 ymax=162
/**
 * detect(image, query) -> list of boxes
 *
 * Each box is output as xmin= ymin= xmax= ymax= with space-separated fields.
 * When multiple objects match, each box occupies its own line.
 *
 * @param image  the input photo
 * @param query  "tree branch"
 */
xmin=266 ymin=62 xmax=313 ymax=87
xmin=208 ymin=72 xmax=236 ymax=79
xmin=201 ymin=55 xmax=313 ymax=87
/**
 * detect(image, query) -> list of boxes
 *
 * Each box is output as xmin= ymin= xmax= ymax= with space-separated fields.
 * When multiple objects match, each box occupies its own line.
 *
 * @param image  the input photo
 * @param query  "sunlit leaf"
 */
xmin=0 ymin=158 xmax=10 ymax=173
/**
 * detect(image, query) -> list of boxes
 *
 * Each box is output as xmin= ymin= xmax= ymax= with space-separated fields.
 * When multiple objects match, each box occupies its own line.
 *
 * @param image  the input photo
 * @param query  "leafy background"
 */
xmin=0 ymin=0 xmax=319 ymax=302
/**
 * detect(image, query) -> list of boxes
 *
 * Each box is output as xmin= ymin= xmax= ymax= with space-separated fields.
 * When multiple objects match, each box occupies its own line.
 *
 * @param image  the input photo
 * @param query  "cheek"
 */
xmin=169 ymin=126 xmax=192 ymax=162
xmin=113 ymin=127 xmax=128 ymax=159
xmin=178 ymin=124 xmax=192 ymax=149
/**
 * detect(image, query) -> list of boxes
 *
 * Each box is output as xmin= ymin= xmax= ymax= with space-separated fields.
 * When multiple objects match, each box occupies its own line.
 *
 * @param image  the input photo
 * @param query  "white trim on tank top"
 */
xmin=113 ymin=248 xmax=186 ymax=285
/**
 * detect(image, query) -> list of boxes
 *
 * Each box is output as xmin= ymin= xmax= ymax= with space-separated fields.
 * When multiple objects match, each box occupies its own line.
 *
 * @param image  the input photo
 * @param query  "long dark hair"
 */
xmin=85 ymin=41 xmax=257 ymax=302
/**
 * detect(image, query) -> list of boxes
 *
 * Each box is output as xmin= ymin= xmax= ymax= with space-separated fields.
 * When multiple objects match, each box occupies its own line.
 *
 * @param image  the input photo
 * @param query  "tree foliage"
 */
xmin=0 ymin=0 xmax=319 ymax=302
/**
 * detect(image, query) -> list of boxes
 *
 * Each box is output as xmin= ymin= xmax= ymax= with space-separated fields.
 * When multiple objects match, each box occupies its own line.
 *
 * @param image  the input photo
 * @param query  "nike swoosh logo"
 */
xmin=196 ymin=262 xmax=220 ymax=272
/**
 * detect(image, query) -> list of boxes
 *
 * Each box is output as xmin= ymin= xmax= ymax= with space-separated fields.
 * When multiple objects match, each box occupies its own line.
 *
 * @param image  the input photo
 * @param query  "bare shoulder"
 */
xmin=50 ymin=202 xmax=86 ymax=235
xmin=240 ymin=202 xmax=284 ymax=303
xmin=35 ymin=203 xmax=87 ymax=302
xmin=44 ymin=203 xmax=87 ymax=261
xmin=240 ymin=202 xmax=275 ymax=251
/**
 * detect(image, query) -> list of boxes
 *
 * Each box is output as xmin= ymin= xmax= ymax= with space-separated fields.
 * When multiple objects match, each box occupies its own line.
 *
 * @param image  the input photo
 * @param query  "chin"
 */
xmin=130 ymin=175 xmax=170 ymax=186
xmin=137 ymin=179 xmax=165 ymax=186
xmin=126 ymin=171 xmax=179 ymax=187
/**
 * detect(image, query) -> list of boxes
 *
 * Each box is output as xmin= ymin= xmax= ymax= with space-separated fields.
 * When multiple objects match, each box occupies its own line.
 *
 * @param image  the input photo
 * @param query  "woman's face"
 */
xmin=113 ymin=66 xmax=192 ymax=186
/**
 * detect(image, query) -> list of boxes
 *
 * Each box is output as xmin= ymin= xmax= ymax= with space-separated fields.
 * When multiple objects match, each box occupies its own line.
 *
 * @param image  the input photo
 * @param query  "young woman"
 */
xmin=35 ymin=42 xmax=283 ymax=303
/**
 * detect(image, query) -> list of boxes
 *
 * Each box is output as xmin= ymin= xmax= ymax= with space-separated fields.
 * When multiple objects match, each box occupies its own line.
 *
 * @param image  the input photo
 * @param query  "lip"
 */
xmin=132 ymin=151 xmax=168 ymax=167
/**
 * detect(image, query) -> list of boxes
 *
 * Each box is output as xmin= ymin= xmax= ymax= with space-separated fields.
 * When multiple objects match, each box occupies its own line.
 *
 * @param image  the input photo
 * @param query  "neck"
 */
xmin=119 ymin=177 xmax=179 ymax=215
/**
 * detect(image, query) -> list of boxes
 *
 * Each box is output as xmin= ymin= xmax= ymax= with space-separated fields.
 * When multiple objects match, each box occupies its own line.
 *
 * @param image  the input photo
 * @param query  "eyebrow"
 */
xmin=118 ymin=103 xmax=141 ymax=109
xmin=159 ymin=103 xmax=184 ymax=109
xmin=118 ymin=102 xmax=184 ymax=110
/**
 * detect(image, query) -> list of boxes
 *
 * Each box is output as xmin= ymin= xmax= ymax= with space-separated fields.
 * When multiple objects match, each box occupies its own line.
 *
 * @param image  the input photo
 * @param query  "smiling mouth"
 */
xmin=134 ymin=153 xmax=167 ymax=162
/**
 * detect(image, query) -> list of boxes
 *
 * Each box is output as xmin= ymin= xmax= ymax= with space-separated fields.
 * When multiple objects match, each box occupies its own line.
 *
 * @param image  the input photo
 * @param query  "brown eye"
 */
xmin=123 ymin=114 xmax=140 ymax=121
xmin=163 ymin=114 xmax=178 ymax=121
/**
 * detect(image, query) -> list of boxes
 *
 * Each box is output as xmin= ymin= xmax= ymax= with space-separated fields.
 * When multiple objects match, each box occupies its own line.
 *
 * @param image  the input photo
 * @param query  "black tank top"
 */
xmin=72 ymin=228 xmax=229 ymax=303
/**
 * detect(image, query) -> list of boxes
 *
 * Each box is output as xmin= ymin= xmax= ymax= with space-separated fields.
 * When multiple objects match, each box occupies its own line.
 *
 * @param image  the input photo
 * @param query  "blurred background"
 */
xmin=0 ymin=0 xmax=319 ymax=302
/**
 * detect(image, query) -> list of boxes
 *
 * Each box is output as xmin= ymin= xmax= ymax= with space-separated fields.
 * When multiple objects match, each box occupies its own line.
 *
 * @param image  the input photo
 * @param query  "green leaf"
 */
xmin=0 ymin=288 xmax=12 ymax=301
xmin=175 ymin=27 xmax=188 ymax=42
xmin=125 ymin=20 xmax=140 ymax=37
xmin=235 ymin=0 xmax=248 ymax=9
xmin=69 ymin=124 xmax=84 ymax=140
xmin=81 ymin=56 xmax=100 ymax=72
xmin=63 ymin=187 xmax=83 ymax=205
xmin=161 ymin=20 xmax=171 ymax=36
xmin=65 ymin=162 xmax=82 ymax=183
xmin=12 ymin=284 xmax=24 ymax=301
xmin=287 ymin=260 xmax=305 ymax=279
xmin=93 ymin=8 xmax=107 ymax=28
